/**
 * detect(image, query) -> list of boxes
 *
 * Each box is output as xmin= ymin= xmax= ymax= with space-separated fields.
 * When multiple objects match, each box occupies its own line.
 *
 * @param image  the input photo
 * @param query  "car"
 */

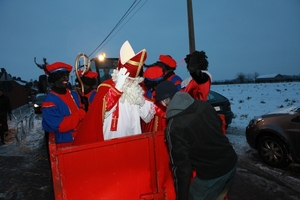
xmin=207 ymin=90 xmax=234 ymax=128
xmin=33 ymin=94 xmax=47 ymax=113
xmin=245 ymin=106 xmax=300 ymax=168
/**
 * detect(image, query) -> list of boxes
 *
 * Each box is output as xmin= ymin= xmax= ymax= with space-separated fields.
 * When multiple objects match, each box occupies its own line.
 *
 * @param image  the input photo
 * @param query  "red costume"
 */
xmin=183 ymin=71 xmax=212 ymax=101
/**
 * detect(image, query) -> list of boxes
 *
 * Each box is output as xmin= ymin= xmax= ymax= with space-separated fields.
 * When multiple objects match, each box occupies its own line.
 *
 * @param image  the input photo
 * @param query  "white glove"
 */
xmin=115 ymin=67 xmax=130 ymax=91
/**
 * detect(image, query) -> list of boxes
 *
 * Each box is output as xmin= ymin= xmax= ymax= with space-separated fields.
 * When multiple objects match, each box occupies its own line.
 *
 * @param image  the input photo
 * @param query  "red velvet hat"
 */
xmin=45 ymin=62 xmax=72 ymax=74
xmin=144 ymin=66 xmax=164 ymax=81
xmin=78 ymin=70 xmax=98 ymax=79
xmin=159 ymin=55 xmax=177 ymax=68
xmin=118 ymin=41 xmax=147 ymax=78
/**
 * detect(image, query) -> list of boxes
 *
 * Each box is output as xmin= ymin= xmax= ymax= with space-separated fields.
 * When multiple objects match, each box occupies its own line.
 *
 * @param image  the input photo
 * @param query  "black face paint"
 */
xmin=53 ymin=72 xmax=70 ymax=89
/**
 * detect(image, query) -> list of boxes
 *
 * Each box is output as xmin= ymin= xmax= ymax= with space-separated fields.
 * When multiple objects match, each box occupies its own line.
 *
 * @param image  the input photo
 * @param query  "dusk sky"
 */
xmin=1 ymin=0 xmax=299 ymax=82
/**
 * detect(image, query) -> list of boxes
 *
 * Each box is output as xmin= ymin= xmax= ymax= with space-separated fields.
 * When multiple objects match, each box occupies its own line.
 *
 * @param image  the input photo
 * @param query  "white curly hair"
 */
xmin=111 ymin=69 xmax=145 ymax=106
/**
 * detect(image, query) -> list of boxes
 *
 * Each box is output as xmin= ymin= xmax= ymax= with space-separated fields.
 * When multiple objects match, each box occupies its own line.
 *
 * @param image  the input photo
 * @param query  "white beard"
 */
xmin=112 ymin=69 xmax=145 ymax=106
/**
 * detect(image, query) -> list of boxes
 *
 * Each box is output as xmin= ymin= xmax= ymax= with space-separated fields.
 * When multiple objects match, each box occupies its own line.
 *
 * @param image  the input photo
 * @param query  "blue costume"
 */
xmin=41 ymin=61 xmax=86 ymax=144
xmin=42 ymin=89 xmax=85 ymax=143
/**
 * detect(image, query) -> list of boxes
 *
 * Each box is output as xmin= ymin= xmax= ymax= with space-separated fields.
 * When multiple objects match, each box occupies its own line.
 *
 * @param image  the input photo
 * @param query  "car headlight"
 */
xmin=33 ymin=104 xmax=39 ymax=108
xmin=248 ymin=116 xmax=263 ymax=126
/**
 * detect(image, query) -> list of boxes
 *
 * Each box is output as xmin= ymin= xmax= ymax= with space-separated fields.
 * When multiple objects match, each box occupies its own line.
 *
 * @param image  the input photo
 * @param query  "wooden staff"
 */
xmin=74 ymin=53 xmax=91 ymax=96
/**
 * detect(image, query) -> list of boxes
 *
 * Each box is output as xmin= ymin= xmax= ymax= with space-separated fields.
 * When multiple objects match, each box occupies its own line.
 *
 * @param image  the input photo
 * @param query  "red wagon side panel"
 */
xmin=49 ymin=131 xmax=175 ymax=200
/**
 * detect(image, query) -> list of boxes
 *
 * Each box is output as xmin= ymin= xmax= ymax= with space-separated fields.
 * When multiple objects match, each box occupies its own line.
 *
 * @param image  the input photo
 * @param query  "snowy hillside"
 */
xmin=211 ymin=82 xmax=300 ymax=130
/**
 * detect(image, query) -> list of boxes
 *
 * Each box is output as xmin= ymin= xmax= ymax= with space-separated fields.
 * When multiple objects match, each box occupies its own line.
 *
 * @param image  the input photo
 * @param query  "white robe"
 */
xmin=103 ymin=99 xmax=154 ymax=140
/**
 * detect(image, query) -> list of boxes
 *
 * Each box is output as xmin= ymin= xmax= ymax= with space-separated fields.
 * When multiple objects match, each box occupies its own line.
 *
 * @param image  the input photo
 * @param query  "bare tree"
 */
xmin=254 ymin=72 xmax=259 ymax=82
xmin=236 ymin=72 xmax=246 ymax=83
xmin=246 ymin=73 xmax=254 ymax=82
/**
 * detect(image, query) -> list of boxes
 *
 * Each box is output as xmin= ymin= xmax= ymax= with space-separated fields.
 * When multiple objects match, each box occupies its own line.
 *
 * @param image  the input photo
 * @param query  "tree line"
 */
xmin=212 ymin=72 xmax=300 ymax=85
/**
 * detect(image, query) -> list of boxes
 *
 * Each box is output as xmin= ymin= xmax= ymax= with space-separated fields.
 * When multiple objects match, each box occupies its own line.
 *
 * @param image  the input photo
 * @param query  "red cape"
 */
xmin=73 ymin=80 xmax=115 ymax=145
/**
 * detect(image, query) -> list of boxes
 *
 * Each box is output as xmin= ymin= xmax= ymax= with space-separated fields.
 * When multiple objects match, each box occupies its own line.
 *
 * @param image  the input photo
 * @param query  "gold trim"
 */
xmin=127 ymin=60 xmax=140 ymax=66
xmin=154 ymin=116 xmax=158 ymax=132
xmin=125 ymin=49 xmax=146 ymax=77
xmin=135 ymin=49 xmax=146 ymax=77
xmin=97 ymin=83 xmax=122 ymax=95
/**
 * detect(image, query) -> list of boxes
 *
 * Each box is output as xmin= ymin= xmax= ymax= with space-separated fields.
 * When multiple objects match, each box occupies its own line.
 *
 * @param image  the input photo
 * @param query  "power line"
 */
xmin=89 ymin=0 xmax=147 ymax=58
xmin=96 ymin=0 xmax=148 ymax=54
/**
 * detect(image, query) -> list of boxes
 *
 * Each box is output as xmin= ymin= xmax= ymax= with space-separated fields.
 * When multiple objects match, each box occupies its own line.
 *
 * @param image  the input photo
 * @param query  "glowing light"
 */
xmin=98 ymin=53 xmax=106 ymax=61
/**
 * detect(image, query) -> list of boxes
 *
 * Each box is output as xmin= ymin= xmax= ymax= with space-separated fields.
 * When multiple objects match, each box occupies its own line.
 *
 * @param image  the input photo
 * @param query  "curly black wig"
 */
xmin=184 ymin=51 xmax=209 ymax=73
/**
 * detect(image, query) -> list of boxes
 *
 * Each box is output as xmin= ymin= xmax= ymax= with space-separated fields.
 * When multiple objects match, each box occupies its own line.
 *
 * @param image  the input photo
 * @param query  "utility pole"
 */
xmin=187 ymin=0 xmax=196 ymax=53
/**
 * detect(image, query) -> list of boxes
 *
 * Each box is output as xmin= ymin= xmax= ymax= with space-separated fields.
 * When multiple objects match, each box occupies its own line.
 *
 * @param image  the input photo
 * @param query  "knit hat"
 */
xmin=155 ymin=80 xmax=179 ymax=101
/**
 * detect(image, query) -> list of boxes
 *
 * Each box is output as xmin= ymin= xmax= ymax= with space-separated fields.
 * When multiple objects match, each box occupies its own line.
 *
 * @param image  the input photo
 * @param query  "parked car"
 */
xmin=207 ymin=90 xmax=234 ymax=128
xmin=246 ymin=106 xmax=300 ymax=168
xmin=33 ymin=94 xmax=47 ymax=113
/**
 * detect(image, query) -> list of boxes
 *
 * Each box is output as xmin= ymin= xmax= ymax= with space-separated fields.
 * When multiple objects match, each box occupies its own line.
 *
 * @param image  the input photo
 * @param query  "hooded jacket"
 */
xmin=165 ymin=92 xmax=237 ymax=200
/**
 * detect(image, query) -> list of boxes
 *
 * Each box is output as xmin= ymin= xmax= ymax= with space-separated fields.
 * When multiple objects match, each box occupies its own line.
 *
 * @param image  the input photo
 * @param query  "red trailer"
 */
xmin=48 ymin=131 xmax=175 ymax=199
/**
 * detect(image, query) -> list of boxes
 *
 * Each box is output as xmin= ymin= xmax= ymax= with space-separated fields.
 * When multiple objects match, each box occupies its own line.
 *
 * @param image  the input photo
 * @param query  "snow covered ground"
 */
xmin=211 ymin=81 xmax=300 ymax=156
xmin=212 ymin=82 xmax=300 ymax=129
xmin=1 ymin=109 xmax=45 ymax=156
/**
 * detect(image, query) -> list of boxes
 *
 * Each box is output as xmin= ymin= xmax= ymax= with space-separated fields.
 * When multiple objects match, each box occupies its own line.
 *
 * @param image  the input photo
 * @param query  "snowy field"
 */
xmin=211 ymin=81 xmax=300 ymax=156
xmin=211 ymin=81 xmax=300 ymax=130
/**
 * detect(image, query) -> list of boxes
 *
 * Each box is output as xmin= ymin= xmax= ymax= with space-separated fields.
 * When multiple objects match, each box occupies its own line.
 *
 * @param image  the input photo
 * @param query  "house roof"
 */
xmin=0 ymin=72 xmax=13 ymax=81
xmin=257 ymin=74 xmax=281 ymax=79
xmin=14 ymin=80 xmax=27 ymax=86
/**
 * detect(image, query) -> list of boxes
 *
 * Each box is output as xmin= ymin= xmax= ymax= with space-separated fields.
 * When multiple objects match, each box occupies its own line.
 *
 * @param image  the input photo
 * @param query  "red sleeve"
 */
xmin=96 ymin=80 xmax=123 ymax=110
xmin=184 ymin=78 xmax=211 ymax=101
xmin=58 ymin=109 xmax=86 ymax=132
xmin=104 ymin=87 xmax=123 ymax=111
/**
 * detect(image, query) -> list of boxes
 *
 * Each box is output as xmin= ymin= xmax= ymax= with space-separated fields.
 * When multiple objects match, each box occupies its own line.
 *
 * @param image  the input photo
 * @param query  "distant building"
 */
xmin=256 ymin=74 xmax=283 ymax=83
xmin=0 ymin=68 xmax=30 ymax=109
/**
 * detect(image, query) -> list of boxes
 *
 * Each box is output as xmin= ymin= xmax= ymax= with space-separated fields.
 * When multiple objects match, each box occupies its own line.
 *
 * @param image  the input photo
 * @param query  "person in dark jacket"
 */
xmin=154 ymin=80 xmax=238 ymax=200
xmin=0 ymin=88 xmax=12 ymax=144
